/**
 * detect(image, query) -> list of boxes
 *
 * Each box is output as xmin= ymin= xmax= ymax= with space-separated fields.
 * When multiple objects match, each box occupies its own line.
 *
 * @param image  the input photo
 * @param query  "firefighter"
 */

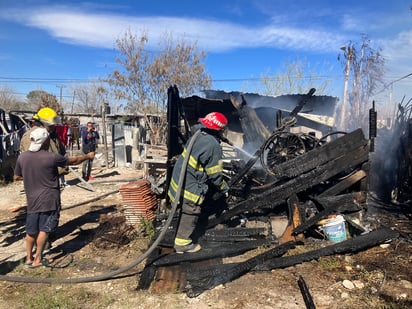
xmin=168 ymin=112 xmax=229 ymax=253
xmin=20 ymin=107 xmax=66 ymax=158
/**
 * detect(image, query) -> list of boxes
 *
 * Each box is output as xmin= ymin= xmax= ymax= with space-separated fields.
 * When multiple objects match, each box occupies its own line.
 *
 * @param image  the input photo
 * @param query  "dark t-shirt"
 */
xmin=14 ymin=150 xmax=68 ymax=213
xmin=81 ymin=129 xmax=99 ymax=154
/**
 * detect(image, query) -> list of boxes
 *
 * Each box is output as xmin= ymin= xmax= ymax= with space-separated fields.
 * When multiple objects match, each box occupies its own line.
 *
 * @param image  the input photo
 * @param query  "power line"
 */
xmin=0 ymin=77 xmax=97 ymax=83
xmin=0 ymin=75 xmax=336 ymax=83
xmin=2 ymin=73 xmax=410 ymax=98
xmin=374 ymin=72 xmax=412 ymax=95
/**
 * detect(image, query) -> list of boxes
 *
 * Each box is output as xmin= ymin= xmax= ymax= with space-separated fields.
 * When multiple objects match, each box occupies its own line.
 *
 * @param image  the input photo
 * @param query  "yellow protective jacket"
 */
xmin=168 ymin=129 xmax=228 ymax=206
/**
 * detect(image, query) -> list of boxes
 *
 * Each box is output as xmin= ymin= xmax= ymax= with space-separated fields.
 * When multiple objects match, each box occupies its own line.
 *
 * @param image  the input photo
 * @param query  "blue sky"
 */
xmin=0 ymin=0 xmax=411 ymax=108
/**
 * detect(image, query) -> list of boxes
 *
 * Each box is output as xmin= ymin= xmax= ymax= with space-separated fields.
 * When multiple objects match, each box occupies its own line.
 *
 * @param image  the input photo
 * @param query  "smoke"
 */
xmin=368 ymin=97 xmax=412 ymax=203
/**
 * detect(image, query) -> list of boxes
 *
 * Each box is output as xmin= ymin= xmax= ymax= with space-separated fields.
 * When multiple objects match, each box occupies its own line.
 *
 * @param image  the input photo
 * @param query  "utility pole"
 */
xmin=71 ymin=91 xmax=76 ymax=114
xmin=56 ymin=84 xmax=66 ymax=106
xmin=102 ymin=101 xmax=109 ymax=167
xmin=339 ymin=44 xmax=352 ymax=130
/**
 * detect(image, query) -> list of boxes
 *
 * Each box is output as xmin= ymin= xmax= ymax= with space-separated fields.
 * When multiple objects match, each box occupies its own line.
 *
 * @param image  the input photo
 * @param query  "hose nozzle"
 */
xmin=220 ymin=135 xmax=233 ymax=146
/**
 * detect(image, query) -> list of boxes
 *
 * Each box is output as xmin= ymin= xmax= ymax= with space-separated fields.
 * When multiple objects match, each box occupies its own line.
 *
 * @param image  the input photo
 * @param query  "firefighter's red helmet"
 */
xmin=199 ymin=112 xmax=228 ymax=130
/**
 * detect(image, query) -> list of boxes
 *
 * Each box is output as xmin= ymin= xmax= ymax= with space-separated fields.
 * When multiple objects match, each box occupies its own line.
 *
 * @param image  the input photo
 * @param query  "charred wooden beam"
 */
xmin=203 ymin=227 xmax=267 ymax=242
xmin=318 ymin=170 xmax=367 ymax=197
xmin=209 ymin=144 xmax=369 ymax=227
xmin=153 ymin=239 xmax=274 ymax=267
xmin=298 ymin=276 xmax=316 ymax=309
xmin=311 ymin=191 xmax=367 ymax=211
xmin=344 ymin=215 xmax=367 ymax=235
xmin=182 ymin=228 xmax=398 ymax=297
xmin=184 ymin=241 xmax=297 ymax=297
xmin=254 ymin=228 xmax=399 ymax=271
xmin=269 ymin=129 xmax=368 ymax=179
xmin=291 ymin=129 xmax=367 ymax=177
xmin=359 ymin=161 xmax=370 ymax=192
xmin=230 ymin=94 xmax=270 ymax=148
xmin=292 ymin=192 xmax=366 ymax=235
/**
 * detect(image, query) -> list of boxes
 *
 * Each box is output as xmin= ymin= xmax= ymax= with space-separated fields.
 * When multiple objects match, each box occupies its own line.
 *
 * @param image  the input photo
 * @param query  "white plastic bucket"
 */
xmin=322 ymin=215 xmax=347 ymax=242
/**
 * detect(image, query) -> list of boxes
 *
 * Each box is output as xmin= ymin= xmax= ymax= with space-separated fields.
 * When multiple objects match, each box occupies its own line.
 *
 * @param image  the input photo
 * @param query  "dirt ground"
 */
xmin=0 ymin=163 xmax=411 ymax=309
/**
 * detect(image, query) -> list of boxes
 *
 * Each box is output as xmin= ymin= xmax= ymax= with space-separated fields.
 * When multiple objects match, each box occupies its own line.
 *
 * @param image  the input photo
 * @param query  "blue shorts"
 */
xmin=26 ymin=211 xmax=60 ymax=235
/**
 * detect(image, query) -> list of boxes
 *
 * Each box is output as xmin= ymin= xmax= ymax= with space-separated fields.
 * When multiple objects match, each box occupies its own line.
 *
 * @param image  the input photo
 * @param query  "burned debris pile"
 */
xmin=137 ymin=86 xmax=401 ymax=297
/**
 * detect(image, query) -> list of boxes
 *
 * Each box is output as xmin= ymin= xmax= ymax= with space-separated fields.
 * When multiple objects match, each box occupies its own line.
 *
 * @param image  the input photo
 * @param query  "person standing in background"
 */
xmin=81 ymin=121 xmax=99 ymax=181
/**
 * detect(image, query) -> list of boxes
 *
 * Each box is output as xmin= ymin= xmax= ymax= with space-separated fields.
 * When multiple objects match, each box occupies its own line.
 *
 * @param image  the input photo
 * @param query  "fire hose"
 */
xmin=0 ymin=130 xmax=202 ymax=284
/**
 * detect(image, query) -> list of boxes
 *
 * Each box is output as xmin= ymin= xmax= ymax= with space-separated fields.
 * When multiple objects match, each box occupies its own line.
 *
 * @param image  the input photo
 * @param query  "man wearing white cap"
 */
xmin=14 ymin=127 xmax=95 ymax=268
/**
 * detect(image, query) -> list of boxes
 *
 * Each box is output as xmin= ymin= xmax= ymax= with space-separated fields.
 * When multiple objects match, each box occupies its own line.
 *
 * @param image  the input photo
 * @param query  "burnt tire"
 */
xmin=260 ymin=132 xmax=306 ymax=176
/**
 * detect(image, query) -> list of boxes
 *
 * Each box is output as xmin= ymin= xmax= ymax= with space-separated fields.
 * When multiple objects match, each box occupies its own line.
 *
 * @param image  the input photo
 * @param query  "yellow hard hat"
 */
xmin=33 ymin=107 xmax=58 ymax=126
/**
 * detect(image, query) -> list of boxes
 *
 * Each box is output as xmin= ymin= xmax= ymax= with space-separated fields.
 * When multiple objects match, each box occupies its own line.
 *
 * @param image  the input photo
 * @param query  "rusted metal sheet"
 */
xmin=150 ymin=251 xmax=223 ymax=293
xmin=151 ymin=265 xmax=186 ymax=293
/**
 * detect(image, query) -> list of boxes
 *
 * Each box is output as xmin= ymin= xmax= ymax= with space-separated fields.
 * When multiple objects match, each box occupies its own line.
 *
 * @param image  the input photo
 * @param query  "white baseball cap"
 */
xmin=29 ymin=127 xmax=49 ymax=152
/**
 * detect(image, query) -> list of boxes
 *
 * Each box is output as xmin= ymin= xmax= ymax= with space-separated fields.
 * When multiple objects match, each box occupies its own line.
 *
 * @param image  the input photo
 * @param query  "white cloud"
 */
xmin=1 ymin=7 xmax=349 ymax=53
xmin=1 ymin=4 xmax=410 ymax=100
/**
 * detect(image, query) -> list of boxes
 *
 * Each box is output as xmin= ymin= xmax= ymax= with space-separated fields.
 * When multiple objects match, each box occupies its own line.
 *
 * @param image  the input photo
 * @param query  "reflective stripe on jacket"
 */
xmin=168 ymin=129 xmax=228 ymax=206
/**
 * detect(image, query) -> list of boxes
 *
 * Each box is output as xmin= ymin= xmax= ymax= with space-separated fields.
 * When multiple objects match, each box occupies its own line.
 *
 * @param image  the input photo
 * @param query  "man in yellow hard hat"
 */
xmin=20 ymin=107 xmax=65 ymax=156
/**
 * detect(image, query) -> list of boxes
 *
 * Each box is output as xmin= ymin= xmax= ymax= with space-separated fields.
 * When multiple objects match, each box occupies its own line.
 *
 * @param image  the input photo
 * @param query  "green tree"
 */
xmin=106 ymin=30 xmax=211 ymax=143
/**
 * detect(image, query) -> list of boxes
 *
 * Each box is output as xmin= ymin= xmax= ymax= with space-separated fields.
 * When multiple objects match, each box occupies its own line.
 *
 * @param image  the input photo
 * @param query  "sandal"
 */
xmin=29 ymin=258 xmax=53 ymax=268
xmin=29 ymin=263 xmax=43 ymax=268
xmin=41 ymin=258 xmax=53 ymax=267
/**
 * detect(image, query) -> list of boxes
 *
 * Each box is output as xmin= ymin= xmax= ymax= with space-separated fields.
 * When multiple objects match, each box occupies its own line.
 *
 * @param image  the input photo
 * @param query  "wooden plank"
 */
xmin=143 ymin=143 xmax=168 ymax=177
xmin=208 ymin=145 xmax=370 ymax=227
xmin=184 ymin=241 xmax=296 ymax=297
xmin=255 ymin=228 xmax=399 ymax=271
xmin=147 ymin=149 xmax=168 ymax=157
xmin=144 ymin=158 xmax=168 ymax=164
xmin=298 ymin=276 xmax=317 ymax=309
xmin=292 ymin=192 xmax=366 ymax=235
xmin=269 ymin=129 xmax=367 ymax=178
xmin=318 ymin=169 xmax=367 ymax=197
